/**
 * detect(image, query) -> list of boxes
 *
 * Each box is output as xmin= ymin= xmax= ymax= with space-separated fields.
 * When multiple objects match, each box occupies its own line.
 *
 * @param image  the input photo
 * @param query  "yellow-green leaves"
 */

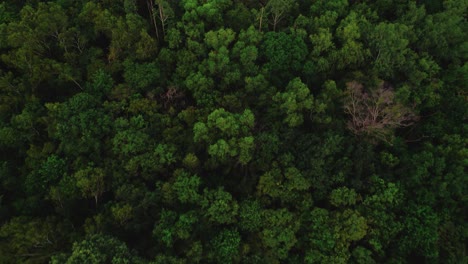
xmin=330 ymin=187 xmax=358 ymax=207
xmin=74 ymin=166 xmax=105 ymax=206
xmin=194 ymin=108 xmax=255 ymax=165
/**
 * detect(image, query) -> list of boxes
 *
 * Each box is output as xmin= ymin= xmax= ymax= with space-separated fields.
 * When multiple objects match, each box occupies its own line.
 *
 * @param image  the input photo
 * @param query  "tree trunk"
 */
xmin=147 ymin=0 xmax=159 ymax=40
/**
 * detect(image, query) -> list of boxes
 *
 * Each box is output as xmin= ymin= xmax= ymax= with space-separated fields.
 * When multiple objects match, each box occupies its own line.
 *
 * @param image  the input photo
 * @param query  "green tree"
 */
xmin=272 ymin=77 xmax=314 ymax=127
xmin=209 ymin=229 xmax=241 ymax=263
xmin=260 ymin=208 xmax=299 ymax=261
xmin=193 ymin=108 xmax=255 ymax=166
xmin=200 ymin=187 xmax=239 ymax=224
xmin=257 ymin=165 xmax=310 ymax=205
xmin=330 ymin=187 xmax=358 ymax=207
xmin=239 ymin=199 xmax=263 ymax=232
xmin=46 ymin=92 xmax=112 ymax=159
xmin=74 ymin=165 xmax=106 ymax=206
xmin=261 ymin=31 xmax=307 ymax=82
xmin=172 ymin=169 xmax=202 ymax=204
xmin=367 ymin=22 xmax=411 ymax=78
xmin=52 ymin=234 xmax=143 ymax=264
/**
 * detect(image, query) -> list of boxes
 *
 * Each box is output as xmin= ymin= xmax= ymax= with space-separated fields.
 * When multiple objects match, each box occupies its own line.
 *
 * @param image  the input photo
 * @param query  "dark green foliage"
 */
xmin=261 ymin=31 xmax=307 ymax=82
xmin=0 ymin=0 xmax=466 ymax=263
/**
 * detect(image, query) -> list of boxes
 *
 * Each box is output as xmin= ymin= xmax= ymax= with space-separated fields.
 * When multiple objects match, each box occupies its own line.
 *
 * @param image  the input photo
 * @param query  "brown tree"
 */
xmin=343 ymin=81 xmax=418 ymax=143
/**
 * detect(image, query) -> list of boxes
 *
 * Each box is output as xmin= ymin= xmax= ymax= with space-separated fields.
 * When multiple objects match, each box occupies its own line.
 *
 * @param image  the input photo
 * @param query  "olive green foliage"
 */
xmin=0 ymin=0 xmax=466 ymax=263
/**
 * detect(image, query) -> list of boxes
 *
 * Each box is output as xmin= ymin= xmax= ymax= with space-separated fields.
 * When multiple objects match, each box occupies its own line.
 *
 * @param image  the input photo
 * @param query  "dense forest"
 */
xmin=0 ymin=0 xmax=466 ymax=263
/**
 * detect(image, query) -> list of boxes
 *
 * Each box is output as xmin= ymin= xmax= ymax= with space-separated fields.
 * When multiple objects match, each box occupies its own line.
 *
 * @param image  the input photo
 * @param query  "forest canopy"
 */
xmin=0 ymin=0 xmax=467 ymax=263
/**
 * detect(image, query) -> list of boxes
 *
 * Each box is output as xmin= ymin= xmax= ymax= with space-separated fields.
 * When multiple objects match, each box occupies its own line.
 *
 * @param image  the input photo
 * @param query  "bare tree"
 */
xmin=160 ymin=86 xmax=184 ymax=108
xmin=155 ymin=0 xmax=172 ymax=38
xmin=266 ymin=0 xmax=293 ymax=31
xmin=147 ymin=0 xmax=159 ymax=40
xmin=343 ymin=81 xmax=418 ymax=144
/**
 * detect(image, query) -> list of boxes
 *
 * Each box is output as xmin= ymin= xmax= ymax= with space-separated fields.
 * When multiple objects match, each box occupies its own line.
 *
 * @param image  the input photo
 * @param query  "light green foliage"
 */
xmin=334 ymin=209 xmax=368 ymax=242
xmin=305 ymin=207 xmax=368 ymax=264
xmin=232 ymin=27 xmax=261 ymax=75
xmin=172 ymin=170 xmax=201 ymax=204
xmin=260 ymin=208 xmax=300 ymax=260
xmin=309 ymin=28 xmax=335 ymax=57
xmin=153 ymin=209 xmax=178 ymax=247
xmin=360 ymin=176 xmax=402 ymax=254
xmin=55 ymin=234 xmax=141 ymax=264
xmin=419 ymin=0 xmax=467 ymax=62
xmin=238 ymin=136 xmax=255 ymax=165
xmin=166 ymin=28 xmax=183 ymax=49
xmin=210 ymin=229 xmax=241 ymax=263
xmin=112 ymin=115 xmax=150 ymax=157
xmin=153 ymin=209 xmax=199 ymax=247
xmin=124 ymin=143 xmax=177 ymax=179
xmin=184 ymin=72 xmax=217 ymax=107
xmin=74 ymin=165 xmax=106 ymax=205
xmin=88 ymin=69 xmax=113 ymax=97
xmin=194 ymin=108 xmax=255 ymax=165
xmin=111 ymin=203 xmax=133 ymax=225
xmin=332 ymin=11 xmax=370 ymax=70
xmin=205 ymin=45 xmax=230 ymax=76
xmin=182 ymin=153 xmax=200 ymax=170
xmin=304 ymin=208 xmax=337 ymax=263
xmin=257 ymin=166 xmax=310 ymax=204
xmin=368 ymin=22 xmax=411 ymax=78
xmin=154 ymin=144 xmax=177 ymax=165
xmin=204 ymin=28 xmax=236 ymax=50
xmin=207 ymin=139 xmax=233 ymax=161
xmin=400 ymin=205 xmax=440 ymax=259
xmin=380 ymin=151 xmax=400 ymax=167
xmin=185 ymin=0 xmax=232 ymax=26
xmin=174 ymin=211 xmax=198 ymax=240
xmin=273 ymin=78 xmax=314 ymax=127
xmin=330 ymin=187 xmax=358 ymax=207
xmin=351 ymin=246 xmax=376 ymax=264
xmin=181 ymin=0 xmax=233 ymax=27
xmin=199 ymin=28 xmax=240 ymax=86
xmin=207 ymin=108 xmax=245 ymax=136
xmin=201 ymin=187 xmax=238 ymax=224
xmin=25 ymin=155 xmax=66 ymax=194
xmin=186 ymin=241 xmax=203 ymax=263
xmin=239 ymin=199 xmax=263 ymax=232
xmin=311 ymin=80 xmax=341 ymax=124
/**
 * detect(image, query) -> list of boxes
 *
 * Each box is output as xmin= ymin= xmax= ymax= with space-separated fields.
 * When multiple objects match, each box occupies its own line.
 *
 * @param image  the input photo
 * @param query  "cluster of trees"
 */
xmin=0 ymin=0 xmax=466 ymax=263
